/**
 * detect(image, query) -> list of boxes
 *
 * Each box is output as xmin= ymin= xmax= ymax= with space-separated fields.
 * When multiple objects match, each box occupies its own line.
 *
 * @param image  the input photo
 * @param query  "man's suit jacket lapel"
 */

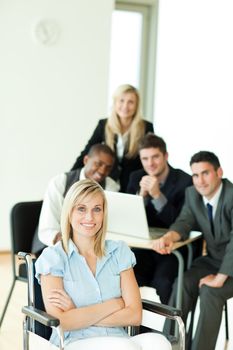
xmin=161 ymin=167 xmax=176 ymax=197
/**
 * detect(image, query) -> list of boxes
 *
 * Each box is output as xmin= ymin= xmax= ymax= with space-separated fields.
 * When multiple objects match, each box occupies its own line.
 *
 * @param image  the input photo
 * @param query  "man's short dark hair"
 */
xmin=88 ymin=143 xmax=115 ymax=160
xmin=138 ymin=133 xmax=167 ymax=154
xmin=190 ymin=151 xmax=221 ymax=170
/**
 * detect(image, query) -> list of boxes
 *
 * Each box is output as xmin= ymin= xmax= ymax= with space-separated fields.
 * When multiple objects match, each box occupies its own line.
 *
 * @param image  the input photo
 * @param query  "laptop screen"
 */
xmin=104 ymin=191 xmax=151 ymax=239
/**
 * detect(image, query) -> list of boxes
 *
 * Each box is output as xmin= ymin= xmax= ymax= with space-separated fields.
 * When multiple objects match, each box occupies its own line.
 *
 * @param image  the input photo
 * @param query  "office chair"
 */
xmin=19 ymin=252 xmax=186 ymax=350
xmin=0 ymin=200 xmax=43 ymax=328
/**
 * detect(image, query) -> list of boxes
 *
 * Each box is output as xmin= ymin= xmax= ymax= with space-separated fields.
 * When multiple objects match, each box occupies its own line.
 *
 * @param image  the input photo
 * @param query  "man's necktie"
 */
xmin=206 ymin=203 xmax=214 ymax=235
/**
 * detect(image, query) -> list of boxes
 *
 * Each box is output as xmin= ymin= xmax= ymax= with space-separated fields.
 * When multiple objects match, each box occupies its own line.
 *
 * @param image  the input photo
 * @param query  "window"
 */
xmin=109 ymin=8 xmax=143 ymax=95
xmin=108 ymin=1 xmax=158 ymax=120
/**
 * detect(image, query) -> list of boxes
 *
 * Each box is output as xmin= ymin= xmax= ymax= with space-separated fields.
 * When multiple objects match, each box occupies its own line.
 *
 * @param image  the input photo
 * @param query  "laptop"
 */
xmin=104 ymin=191 xmax=167 ymax=247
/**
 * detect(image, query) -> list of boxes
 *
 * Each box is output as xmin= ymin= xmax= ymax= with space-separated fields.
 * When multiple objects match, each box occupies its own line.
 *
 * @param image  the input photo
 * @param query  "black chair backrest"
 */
xmin=32 ymin=260 xmax=52 ymax=340
xmin=11 ymin=201 xmax=43 ymax=254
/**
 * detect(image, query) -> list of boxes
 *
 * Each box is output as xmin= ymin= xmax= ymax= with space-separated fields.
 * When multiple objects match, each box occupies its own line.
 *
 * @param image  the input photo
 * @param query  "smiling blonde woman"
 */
xmin=71 ymin=85 xmax=154 ymax=192
xmin=35 ymin=179 xmax=171 ymax=350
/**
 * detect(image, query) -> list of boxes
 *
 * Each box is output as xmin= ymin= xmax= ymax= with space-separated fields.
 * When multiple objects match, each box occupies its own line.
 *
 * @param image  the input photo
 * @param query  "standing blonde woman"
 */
xmin=71 ymin=85 xmax=154 ymax=192
xmin=35 ymin=179 xmax=171 ymax=350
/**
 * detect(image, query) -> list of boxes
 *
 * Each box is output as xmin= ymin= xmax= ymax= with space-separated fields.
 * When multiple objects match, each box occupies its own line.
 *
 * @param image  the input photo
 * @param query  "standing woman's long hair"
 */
xmin=105 ymin=84 xmax=145 ymax=159
xmin=60 ymin=179 xmax=108 ymax=258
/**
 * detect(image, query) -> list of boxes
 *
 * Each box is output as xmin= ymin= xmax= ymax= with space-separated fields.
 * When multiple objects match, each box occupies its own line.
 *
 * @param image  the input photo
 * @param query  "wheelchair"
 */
xmin=19 ymin=251 xmax=185 ymax=350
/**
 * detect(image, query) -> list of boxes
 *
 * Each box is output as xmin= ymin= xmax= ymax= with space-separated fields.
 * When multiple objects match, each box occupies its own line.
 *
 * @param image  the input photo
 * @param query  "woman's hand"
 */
xmin=47 ymin=289 xmax=76 ymax=312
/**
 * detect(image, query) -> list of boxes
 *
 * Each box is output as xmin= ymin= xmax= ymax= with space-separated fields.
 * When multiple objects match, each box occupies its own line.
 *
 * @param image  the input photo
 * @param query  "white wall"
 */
xmin=2 ymin=0 xmax=233 ymax=251
xmin=0 ymin=0 xmax=114 ymax=250
xmin=154 ymin=0 xmax=233 ymax=179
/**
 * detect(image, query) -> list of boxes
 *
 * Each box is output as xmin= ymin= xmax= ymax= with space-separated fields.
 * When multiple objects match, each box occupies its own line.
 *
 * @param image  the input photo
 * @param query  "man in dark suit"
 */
xmin=153 ymin=151 xmax=233 ymax=350
xmin=127 ymin=133 xmax=193 ymax=303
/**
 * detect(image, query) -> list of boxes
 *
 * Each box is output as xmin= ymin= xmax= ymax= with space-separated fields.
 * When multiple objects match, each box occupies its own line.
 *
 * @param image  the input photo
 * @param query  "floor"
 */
xmin=0 ymin=253 xmax=26 ymax=350
xmin=0 ymin=253 xmax=232 ymax=350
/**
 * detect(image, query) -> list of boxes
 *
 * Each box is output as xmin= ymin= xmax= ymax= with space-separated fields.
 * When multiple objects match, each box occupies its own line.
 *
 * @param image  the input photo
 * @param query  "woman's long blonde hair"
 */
xmin=60 ymin=179 xmax=107 ymax=258
xmin=105 ymin=84 xmax=145 ymax=158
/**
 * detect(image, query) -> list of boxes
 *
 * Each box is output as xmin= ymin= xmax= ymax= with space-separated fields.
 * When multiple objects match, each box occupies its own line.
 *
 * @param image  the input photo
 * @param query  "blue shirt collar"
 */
xmin=66 ymin=238 xmax=119 ymax=258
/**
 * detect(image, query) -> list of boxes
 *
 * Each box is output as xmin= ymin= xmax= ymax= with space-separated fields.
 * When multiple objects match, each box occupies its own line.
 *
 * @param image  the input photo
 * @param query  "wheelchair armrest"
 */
xmin=22 ymin=306 xmax=60 ymax=328
xmin=142 ymin=299 xmax=182 ymax=319
xmin=18 ymin=251 xmax=31 ymax=260
xmin=141 ymin=299 xmax=185 ymax=349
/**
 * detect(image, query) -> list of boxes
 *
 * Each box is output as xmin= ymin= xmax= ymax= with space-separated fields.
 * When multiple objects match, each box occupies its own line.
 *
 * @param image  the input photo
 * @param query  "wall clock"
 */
xmin=33 ymin=19 xmax=60 ymax=46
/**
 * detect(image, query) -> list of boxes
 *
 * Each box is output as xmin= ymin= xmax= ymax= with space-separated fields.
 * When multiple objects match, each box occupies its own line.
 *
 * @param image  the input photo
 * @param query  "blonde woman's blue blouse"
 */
xmin=35 ymin=239 xmax=136 ymax=346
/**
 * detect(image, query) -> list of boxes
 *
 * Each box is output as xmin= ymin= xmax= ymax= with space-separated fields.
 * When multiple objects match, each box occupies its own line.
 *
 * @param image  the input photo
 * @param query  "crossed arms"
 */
xmin=41 ymin=267 xmax=142 ymax=331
